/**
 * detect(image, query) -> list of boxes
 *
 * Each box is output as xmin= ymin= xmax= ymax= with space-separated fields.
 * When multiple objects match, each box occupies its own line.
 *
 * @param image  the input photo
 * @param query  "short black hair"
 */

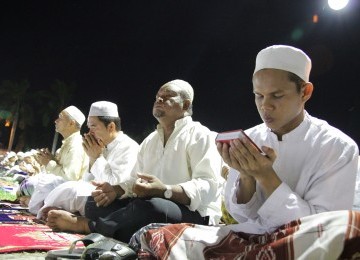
xmin=288 ymin=72 xmax=306 ymax=93
xmin=97 ymin=116 xmax=121 ymax=131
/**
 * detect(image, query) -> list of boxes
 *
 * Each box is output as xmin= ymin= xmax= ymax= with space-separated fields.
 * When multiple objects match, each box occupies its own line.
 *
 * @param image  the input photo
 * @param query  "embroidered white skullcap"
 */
xmin=63 ymin=106 xmax=86 ymax=126
xmin=88 ymin=101 xmax=119 ymax=117
xmin=253 ymin=45 xmax=312 ymax=82
xmin=162 ymin=79 xmax=194 ymax=102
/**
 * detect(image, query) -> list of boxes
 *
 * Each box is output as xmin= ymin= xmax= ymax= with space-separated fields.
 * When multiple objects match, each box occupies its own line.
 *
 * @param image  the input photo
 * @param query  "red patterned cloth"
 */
xmin=137 ymin=210 xmax=360 ymax=259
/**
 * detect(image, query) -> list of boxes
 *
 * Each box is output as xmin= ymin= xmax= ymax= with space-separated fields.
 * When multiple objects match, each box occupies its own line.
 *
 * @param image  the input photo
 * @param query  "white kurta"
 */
xmin=225 ymin=112 xmax=359 ymax=234
xmin=85 ymin=131 xmax=140 ymax=185
xmin=120 ymin=116 xmax=223 ymax=225
xmin=46 ymin=131 xmax=89 ymax=181
xmin=38 ymin=132 xmax=139 ymax=217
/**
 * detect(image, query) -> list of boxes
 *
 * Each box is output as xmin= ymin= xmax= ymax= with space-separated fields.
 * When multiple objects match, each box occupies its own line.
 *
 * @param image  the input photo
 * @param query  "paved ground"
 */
xmin=0 ymin=252 xmax=47 ymax=259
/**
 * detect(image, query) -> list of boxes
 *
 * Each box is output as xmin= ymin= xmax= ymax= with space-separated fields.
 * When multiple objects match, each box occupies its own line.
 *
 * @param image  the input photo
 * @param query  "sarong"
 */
xmin=133 ymin=210 xmax=360 ymax=260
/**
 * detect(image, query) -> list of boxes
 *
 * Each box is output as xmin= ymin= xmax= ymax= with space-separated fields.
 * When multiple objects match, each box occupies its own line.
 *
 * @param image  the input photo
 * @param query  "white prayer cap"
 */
xmin=88 ymin=101 xmax=119 ymax=117
xmin=17 ymin=151 xmax=25 ymax=158
xmin=6 ymin=151 xmax=17 ymax=158
xmin=162 ymin=79 xmax=194 ymax=102
xmin=23 ymin=151 xmax=33 ymax=158
xmin=253 ymin=45 xmax=312 ymax=82
xmin=63 ymin=106 xmax=86 ymax=126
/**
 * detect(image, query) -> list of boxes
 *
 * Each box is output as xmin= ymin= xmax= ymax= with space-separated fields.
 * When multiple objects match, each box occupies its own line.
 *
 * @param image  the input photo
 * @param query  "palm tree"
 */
xmin=0 ymin=80 xmax=33 ymax=151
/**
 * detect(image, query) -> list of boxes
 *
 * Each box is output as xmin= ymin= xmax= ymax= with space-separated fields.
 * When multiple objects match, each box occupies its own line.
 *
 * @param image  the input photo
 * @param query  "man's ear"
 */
xmin=302 ymin=82 xmax=313 ymax=102
xmin=107 ymin=122 xmax=116 ymax=131
xmin=182 ymin=99 xmax=191 ymax=112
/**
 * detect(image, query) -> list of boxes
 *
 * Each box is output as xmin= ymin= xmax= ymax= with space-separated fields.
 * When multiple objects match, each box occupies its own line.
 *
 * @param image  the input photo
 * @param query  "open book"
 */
xmin=215 ymin=129 xmax=263 ymax=153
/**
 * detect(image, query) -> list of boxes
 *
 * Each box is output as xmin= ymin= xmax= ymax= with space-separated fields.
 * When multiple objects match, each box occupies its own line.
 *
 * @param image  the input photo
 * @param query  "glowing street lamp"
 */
xmin=328 ymin=0 xmax=349 ymax=10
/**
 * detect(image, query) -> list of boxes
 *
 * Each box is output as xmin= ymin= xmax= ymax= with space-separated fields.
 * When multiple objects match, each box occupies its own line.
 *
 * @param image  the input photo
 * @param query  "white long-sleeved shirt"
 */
xmin=121 ymin=116 xmax=223 ymax=224
xmin=86 ymin=131 xmax=140 ymax=185
xmin=225 ymin=112 xmax=359 ymax=234
xmin=37 ymin=131 xmax=139 ymax=217
xmin=46 ymin=131 xmax=89 ymax=181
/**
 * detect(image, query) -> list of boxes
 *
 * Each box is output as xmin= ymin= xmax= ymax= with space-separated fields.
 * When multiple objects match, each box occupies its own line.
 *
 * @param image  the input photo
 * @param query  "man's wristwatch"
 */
xmin=164 ymin=185 xmax=173 ymax=199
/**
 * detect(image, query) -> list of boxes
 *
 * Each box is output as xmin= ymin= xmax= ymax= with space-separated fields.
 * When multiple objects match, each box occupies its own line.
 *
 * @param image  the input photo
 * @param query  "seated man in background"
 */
xmin=46 ymin=79 xmax=223 ymax=243
xmin=18 ymin=106 xmax=89 ymax=211
xmin=131 ymin=45 xmax=359 ymax=259
xmin=38 ymin=101 xmax=139 ymax=219
xmin=36 ymin=105 xmax=89 ymax=181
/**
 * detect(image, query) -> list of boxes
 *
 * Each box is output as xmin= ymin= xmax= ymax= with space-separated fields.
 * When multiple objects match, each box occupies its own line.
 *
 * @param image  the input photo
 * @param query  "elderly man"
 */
xmin=36 ymin=105 xmax=89 ymax=181
xmin=18 ymin=106 xmax=89 ymax=210
xmin=38 ymin=101 xmax=139 ymax=218
xmin=132 ymin=46 xmax=359 ymax=259
xmin=46 ymin=80 xmax=223 ymax=243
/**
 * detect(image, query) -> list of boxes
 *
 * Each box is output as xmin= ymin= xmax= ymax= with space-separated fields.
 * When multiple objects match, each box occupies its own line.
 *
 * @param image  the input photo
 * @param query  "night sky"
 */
xmin=1 ymin=0 xmax=359 ymax=147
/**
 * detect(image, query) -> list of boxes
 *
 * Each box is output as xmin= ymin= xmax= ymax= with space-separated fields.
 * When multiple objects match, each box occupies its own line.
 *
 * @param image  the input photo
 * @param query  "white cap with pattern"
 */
xmin=88 ymin=101 xmax=119 ymax=117
xmin=253 ymin=45 xmax=312 ymax=82
xmin=162 ymin=79 xmax=194 ymax=102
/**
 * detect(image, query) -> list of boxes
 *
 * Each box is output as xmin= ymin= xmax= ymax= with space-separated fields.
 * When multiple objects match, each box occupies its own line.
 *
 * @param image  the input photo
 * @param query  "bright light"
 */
xmin=328 ymin=0 xmax=349 ymax=10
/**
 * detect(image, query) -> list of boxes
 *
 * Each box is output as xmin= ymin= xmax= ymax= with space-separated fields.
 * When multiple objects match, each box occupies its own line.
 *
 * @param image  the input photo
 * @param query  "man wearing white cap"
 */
xmin=218 ymin=45 xmax=358 ymax=231
xmin=36 ymin=105 xmax=89 ymax=181
xmin=129 ymin=46 xmax=359 ymax=259
xmin=45 ymin=81 xmax=223 ymax=244
xmin=17 ymin=106 xmax=89 ymax=210
xmin=40 ymin=101 xmax=139 ymax=219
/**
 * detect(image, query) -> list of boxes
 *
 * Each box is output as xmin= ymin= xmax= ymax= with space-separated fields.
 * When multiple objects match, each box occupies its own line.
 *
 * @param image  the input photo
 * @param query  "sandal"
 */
xmin=45 ymin=233 xmax=108 ymax=259
xmin=45 ymin=233 xmax=137 ymax=260
xmin=82 ymin=236 xmax=137 ymax=260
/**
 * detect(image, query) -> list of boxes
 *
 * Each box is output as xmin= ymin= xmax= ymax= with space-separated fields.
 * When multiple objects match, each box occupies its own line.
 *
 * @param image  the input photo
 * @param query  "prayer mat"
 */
xmin=0 ymin=209 xmax=37 ymax=224
xmin=0 ymin=223 xmax=84 ymax=253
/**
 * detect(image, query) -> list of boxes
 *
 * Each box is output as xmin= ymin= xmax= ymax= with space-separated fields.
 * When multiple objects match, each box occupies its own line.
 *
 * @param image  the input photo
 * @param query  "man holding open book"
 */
xmin=217 ymin=45 xmax=358 ymax=233
xmin=133 ymin=45 xmax=359 ymax=259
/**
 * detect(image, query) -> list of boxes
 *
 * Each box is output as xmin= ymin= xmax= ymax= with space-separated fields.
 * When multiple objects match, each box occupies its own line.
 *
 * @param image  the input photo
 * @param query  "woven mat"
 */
xmin=0 ymin=202 xmax=84 ymax=253
xmin=0 ymin=223 xmax=84 ymax=253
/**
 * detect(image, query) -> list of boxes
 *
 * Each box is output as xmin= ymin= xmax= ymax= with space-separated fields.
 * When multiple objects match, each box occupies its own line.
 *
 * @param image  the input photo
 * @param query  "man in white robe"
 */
xmin=133 ymin=45 xmax=359 ymax=259
xmin=20 ymin=105 xmax=89 ymax=211
xmin=38 ymin=101 xmax=139 ymax=218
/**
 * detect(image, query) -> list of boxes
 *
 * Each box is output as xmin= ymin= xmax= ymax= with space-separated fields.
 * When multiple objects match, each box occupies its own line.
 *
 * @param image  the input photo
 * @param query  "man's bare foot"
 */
xmin=46 ymin=209 xmax=91 ymax=234
xmin=40 ymin=206 xmax=62 ymax=221
xmin=19 ymin=196 xmax=30 ymax=207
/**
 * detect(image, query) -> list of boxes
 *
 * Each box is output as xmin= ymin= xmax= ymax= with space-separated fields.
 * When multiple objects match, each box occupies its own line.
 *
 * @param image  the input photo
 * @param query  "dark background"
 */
xmin=0 ymin=0 xmax=359 ymax=148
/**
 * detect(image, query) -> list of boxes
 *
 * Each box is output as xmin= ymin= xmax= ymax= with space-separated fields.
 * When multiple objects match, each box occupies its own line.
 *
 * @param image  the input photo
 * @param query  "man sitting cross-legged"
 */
xmin=45 ymin=79 xmax=223 ymax=243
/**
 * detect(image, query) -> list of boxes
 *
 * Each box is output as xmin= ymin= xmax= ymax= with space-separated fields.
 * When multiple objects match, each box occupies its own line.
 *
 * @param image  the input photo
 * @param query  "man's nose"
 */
xmin=260 ymin=97 xmax=273 ymax=111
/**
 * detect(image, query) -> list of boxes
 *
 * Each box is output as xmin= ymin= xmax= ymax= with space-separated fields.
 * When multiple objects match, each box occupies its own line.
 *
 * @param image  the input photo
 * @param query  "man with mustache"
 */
xmin=132 ymin=45 xmax=359 ymax=259
xmin=45 ymin=80 xmax=223 ymax=243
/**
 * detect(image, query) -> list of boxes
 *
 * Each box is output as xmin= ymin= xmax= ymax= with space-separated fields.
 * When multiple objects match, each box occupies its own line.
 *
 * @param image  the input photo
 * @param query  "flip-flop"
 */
xmin=45 ymin=233 xmax=108 ymax=259
xmin=82 ymin=236 xmax=137 ymax=260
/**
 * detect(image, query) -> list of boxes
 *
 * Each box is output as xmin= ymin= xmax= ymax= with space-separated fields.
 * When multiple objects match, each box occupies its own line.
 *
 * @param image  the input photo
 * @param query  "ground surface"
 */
xmin=0 ymin=252 xmax=47 ymax=259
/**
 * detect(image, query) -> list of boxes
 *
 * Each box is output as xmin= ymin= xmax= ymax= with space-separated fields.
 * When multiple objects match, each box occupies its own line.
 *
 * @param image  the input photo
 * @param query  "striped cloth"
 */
xmin=132 ymin=210 xmax=360 ymax=259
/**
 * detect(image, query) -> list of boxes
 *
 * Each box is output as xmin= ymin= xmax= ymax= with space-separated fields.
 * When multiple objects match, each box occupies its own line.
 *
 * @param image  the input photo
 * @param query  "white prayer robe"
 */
xmin=38 ymin=132 xmax=139 ymax=217
xmin=225 ymin=112 xmax=359 ymax=234
xmin=46 ymin=131 xmax=89 ymax=181
xmin=120 ymin=116 xmax=223 ymax=225
xmin=84 ymin=131 xmax=140 ymax=185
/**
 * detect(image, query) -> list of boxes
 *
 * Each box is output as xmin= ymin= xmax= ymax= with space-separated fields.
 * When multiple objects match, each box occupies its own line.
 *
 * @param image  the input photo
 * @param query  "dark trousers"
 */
xmin=84 ymin=196 xmax=209 ymax=243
